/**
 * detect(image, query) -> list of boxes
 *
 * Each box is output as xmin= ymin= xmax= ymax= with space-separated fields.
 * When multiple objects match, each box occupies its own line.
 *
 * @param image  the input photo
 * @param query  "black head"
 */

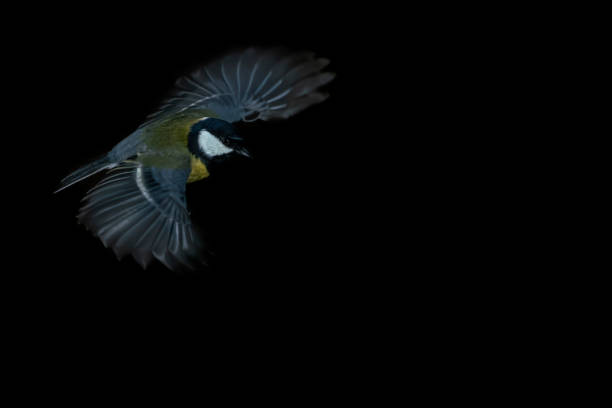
xmin=187 ymin=117 xmax=250 ymax=161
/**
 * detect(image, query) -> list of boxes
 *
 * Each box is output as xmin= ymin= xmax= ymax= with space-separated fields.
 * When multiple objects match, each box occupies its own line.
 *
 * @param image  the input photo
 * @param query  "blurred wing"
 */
xmin=142 ymin=47 xmax=335 ymax=125
xmin=77 ymin=160 xmax=206 ymax=272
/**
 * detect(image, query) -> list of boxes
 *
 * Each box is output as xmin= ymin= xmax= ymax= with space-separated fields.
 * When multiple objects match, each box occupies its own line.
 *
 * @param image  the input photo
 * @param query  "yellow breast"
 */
xmin=187 ymin=155 xmax=209 ymax=183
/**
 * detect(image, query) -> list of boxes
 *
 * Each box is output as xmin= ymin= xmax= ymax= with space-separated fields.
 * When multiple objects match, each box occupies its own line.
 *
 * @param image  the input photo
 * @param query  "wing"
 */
xmin=77 ymin=160 xmax=206 ymax=272
xmin=141 ymin=47 xmax=335 ymax=125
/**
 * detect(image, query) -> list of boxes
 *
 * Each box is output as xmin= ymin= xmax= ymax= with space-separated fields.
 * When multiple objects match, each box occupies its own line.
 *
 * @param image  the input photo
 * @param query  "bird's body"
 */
xmin=57 ymin=47 xmax=334 ymax=272
xmin=126 ymin=109 xmax=215 ymax=182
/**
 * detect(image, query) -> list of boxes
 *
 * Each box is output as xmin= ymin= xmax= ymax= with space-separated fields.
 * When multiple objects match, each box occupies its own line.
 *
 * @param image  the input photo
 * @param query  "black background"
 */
xmin=12 ymin=7 xmax=402 ymax=310
xmin=2 ymin=6 xmax=539 ymax=396
xmin=3 ymin=6 xmax=523 ymax=396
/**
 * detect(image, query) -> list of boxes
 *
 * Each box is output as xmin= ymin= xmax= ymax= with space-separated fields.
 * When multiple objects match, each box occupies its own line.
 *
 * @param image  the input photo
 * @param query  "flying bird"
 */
xmin=56 ymin=47 xmax=334 ymax=271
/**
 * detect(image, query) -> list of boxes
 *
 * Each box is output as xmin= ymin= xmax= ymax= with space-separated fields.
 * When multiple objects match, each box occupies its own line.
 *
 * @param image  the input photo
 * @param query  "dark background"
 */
xmin=2 ymin=7 xmax=541 ymax=394
xmin=3 ymin=7 xmax=522 ymax=393
xmin=5 ymin=4 xmax=483 ymax=321
xmin=12 ymin=7 xmax=403 ymax=308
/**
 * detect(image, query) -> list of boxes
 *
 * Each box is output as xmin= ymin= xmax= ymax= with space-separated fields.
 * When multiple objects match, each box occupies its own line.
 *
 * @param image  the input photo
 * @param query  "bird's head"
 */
xmin=187 ymin=117 xmax=250 ymax=163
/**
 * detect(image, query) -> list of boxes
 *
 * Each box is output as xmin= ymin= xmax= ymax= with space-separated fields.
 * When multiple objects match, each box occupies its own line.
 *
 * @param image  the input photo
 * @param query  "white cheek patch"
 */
xmin=198 ymin=129 xmax=233 ymax=157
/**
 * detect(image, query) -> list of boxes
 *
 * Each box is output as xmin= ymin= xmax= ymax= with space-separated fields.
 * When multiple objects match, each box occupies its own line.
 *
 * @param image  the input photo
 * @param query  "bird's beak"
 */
xmin=235 ymin=146 xmax=251 ymax=158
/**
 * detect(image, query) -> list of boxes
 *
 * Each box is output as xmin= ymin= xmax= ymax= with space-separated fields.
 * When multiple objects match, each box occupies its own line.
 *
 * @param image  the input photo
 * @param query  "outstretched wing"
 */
xmin=142 ymin=47 xmax=335 ymax=125
xmin=77 ymin=160 xmax=206 ymax=272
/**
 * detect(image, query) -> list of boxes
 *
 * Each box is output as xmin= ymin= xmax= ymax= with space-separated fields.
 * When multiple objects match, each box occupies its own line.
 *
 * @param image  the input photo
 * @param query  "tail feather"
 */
xmin=54 ymin=156 xmax=115 ymax=193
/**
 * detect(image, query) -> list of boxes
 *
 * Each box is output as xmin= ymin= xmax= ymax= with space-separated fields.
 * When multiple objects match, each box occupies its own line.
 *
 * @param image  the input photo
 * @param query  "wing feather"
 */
xmin=77 ymin=160 xmax=206 ymax=272
xmin=143 ymin=47 xmax=334 ymax=124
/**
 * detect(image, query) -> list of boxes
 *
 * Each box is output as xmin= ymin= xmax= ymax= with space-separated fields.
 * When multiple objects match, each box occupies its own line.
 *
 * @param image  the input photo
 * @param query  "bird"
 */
xmin=55 ymin=47 xmax=335 ymax=272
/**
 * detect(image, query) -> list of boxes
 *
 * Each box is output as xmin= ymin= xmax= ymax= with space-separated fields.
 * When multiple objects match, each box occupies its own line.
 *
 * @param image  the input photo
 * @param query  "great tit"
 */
xmin=56 ymin=47 xmax=334 ymax=272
